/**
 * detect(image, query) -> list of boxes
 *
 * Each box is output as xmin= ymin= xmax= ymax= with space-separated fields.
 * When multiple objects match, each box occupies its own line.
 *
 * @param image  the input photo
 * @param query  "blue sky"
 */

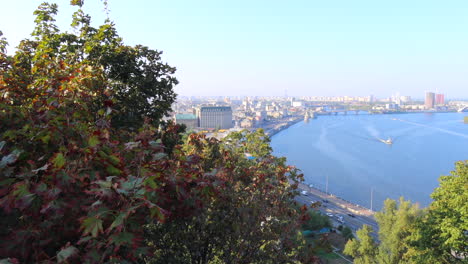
xmin=1 ymin=0 xmax=468 ymax=98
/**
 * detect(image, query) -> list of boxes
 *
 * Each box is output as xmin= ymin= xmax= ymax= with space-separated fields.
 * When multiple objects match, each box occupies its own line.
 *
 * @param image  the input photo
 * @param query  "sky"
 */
xmin=1 ymin=0 xmax=468 ymax=98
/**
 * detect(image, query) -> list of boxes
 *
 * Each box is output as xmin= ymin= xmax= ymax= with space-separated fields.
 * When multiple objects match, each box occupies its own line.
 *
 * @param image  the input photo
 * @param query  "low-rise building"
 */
xmin=175 ymin=113 xmax=198 ymax=129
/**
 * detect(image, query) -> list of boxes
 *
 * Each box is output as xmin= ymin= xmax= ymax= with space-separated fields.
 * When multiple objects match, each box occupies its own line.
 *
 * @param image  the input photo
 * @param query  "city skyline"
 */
xmin=2 ymin=0 xmax=468 ymax=98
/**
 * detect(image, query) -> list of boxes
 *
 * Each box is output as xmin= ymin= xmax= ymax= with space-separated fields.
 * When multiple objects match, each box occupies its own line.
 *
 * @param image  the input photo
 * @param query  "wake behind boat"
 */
xmin=379 ymin=137 xmax=393 ymax=145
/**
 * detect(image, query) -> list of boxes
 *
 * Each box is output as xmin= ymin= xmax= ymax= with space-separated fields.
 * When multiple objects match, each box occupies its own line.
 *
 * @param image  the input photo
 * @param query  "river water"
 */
xmin=271 ymin=112 xmax=468 ymax=210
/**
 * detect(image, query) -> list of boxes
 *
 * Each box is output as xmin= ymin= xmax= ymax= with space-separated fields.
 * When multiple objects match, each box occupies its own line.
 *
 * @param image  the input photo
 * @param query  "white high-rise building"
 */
xmin=196 ymin=106 xmax=233 ymax=129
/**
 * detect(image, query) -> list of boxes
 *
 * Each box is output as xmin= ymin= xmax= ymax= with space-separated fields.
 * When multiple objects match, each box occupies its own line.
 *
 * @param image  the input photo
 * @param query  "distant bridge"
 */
xmin=458 ymin=106 xmax=468 ymax=112
xmin=319 ymin=110 xmax=361 ymax=115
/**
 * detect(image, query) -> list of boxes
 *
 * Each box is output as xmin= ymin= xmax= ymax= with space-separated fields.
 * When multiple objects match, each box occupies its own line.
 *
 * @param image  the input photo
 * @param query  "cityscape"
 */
xmin=171 ymin=92 xmax=468 ymax=137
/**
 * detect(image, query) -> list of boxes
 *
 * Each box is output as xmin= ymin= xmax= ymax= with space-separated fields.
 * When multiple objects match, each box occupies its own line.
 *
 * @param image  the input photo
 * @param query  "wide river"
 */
xmin=271 ymin=112 xmax=468 ymax=211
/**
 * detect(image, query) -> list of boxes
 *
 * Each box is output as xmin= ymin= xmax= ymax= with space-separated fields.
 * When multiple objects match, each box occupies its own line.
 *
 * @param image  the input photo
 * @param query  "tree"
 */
xmin=4 ymin=1 xmax=177 ymax=130
xmin=0 ymin=2 xmax=201 ymax=263
xmin=344 ymin=198 xmax=421 ymax=264
xmin=145 ymin=132 xmax=311 ymax=264
xmin=343 ymin=225 xmax=377 ymax=264
xmin=344 ymin=162 xmax=468 ymax=264
xmin=341 ymin=226 xmax=354 ymax=241
xmin=374 ymin=198 xmax=420 ymax=264
xmin=301 ymin=207 xmax=331 ymax=231
xmin=406 ymin=161 xmax=468 ymax=263
xmin=223 ymin=129 xmax=273 ymax=158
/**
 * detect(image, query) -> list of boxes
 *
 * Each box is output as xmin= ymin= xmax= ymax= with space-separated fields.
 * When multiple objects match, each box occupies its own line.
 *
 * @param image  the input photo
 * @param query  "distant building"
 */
xmin=292 ymin=101 xmax=303 ymax=107
xmin=385 ymin=103 xmax=399 ymax=110
xmin=196 ymin=106 xmax=233 ymax=129
xmin=240 ymin=118 xmax=254 ymax=128
xmin=425 ymin=92 xmax=435 ymax=109
xmin=255 ymin=111 xmax=267 ymax=125
xmin=175 ymin=113 xmax=198 ymax=129
xmin=400 ymin=96 xmax=412 ymax=104
xmin=435 ymin=94 xmax=445 ymax=105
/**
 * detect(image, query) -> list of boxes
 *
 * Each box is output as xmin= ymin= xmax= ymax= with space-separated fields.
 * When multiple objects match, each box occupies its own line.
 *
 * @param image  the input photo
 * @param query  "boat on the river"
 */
xmin=379 ymin=137 xmax=393 ymax=145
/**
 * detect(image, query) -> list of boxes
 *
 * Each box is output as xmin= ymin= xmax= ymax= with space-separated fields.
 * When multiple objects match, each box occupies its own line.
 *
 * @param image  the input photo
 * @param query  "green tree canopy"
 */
xmin=3 ymin=1 xmax=177 ymax=130
xmin=343 ymin=225 xmax=378 ymax=264
xmin=344 ymin=161 xmax=468 ymax=264
xmin=374 ymin=198 xmax=421 ymax=264
xmin=407 ymin=160 xmax=468 ymax=263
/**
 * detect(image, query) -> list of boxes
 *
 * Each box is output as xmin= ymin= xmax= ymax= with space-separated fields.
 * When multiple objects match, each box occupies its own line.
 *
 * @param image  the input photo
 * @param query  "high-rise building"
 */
xmin=425 ymin=92 xmax=435 ymax=109
xmin=196 ymin=106 xmax=233 ymax=129
xmin=435 ymin=94 xmax=445 ymax=105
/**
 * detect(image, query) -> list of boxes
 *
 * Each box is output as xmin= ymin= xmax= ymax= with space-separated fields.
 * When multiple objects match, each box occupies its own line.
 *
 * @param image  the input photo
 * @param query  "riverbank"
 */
xmin=263 ymin=116 xmax=303 ymax=137
xmin=298 ymin=182 xmax=375 ymax=217
xmin=295 ymin=182 xmax=379 ymax=239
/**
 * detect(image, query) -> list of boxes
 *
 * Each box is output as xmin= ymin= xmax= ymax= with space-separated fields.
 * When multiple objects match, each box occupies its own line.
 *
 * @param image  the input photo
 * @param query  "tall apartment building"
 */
xmin=425 ymin=92 xmax=435 ymax=109
xmin=196 ymin=106 xmax=233 ymax=129
xmin=435 ymin=94 xmax=445 ymax=105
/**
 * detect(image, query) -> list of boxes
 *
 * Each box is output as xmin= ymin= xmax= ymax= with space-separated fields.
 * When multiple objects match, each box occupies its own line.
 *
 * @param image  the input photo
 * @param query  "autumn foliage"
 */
xmin=0 ymin=3 xmax=309 ymax=263
xmin=0 ymin=31 xmax=214 ymax=263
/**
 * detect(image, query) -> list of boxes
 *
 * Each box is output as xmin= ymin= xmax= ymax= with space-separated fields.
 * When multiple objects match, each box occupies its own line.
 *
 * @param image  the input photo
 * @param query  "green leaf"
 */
xmin=108 ymin=155 xmax=120 ymax=165
xmin=144 ymin=176 xmax=158 ymax=189
xmin=110 ymin=232 xmax=134 ymax=246
xmin=82 ymin=217 xmax=103 ymax=237
xmin=70 ymin=0 xmax=83 ymax=7
xmin=109 ymin=213 xmax=126 ymax=231
xmin=150 ymin=206 xmax=165 ymax=222
xmin=52 ymin=153 xmax=66 ymax=169
xmin=88 ymin=135 xmax=100 ymax=147
xmin=96 ymin=180 xmax=112 ymax=188
xmin=0 ymin=141 xmax=5 ymax=151
xmin=57 ymin=246 xmax=78 ymax=263
xmin=40 ymin=134 xmax=51 ymax=144
xmin=12 ymin=183 xmax=30 ymax=198
xmin=77 ymin=236 xmax=93 ymax=245
xmin=46 ymin=97 xmax=56 ymax=106
xmin=106 ymin=165 xmax=121 ymax=175
xmin=0 ymin=178 xmax=15 ymax=186
xmin=152 ymin=152 xmax=167 ymax=161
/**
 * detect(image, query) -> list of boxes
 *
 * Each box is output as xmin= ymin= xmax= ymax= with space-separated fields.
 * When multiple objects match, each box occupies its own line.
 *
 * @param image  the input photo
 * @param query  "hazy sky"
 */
xmin=1 ymin=0 xmax=468 ymax=98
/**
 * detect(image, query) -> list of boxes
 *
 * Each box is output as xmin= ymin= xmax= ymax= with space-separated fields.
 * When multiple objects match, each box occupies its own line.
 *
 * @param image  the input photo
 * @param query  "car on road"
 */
xmin=347 ymin=213 xmax=356 ymax=218
xmin=322 ymin=199 xmax=329 ymax=203
xmin=326 ymin=212 xmax=333 ymax=217
xmin=337 ymin=215 xmax=344 ymax=223
xmin=301 ymin=190 xmax=308 ymax=196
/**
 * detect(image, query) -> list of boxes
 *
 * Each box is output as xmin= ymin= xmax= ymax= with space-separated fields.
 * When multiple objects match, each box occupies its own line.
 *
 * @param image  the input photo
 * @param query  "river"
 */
xmin=271 ymin=112 xmax=468 ymax=211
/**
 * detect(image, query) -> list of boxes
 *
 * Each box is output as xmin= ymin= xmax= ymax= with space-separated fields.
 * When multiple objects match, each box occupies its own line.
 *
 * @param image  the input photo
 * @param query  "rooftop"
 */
xmin=175 ymin=113 xmax=197 ymax=120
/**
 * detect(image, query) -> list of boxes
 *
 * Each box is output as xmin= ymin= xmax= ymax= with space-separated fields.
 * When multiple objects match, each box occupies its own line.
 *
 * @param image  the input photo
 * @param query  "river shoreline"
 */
xmin=298 ymin=182 xmax=375 ymax=217
xmin=263 ymin=116 xmax=303 ymax=137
